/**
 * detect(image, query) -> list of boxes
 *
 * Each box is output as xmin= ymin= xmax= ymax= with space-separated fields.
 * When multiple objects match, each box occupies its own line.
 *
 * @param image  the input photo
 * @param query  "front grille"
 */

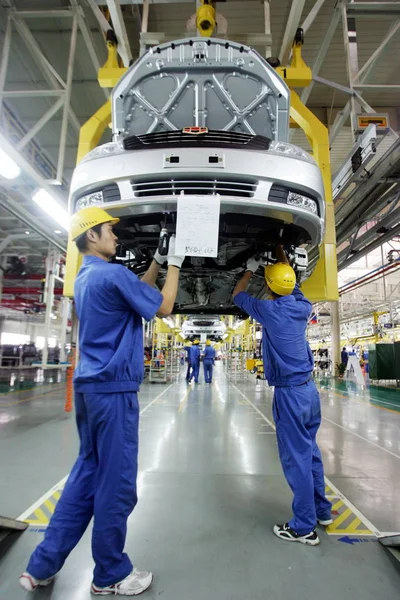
xmin=193 ymin=320 xmax=214 ymax=327
xmin=131 ymin=177 xmax=258 ymax=198
xmin=123 ymin=130 xmax=271 ymax=151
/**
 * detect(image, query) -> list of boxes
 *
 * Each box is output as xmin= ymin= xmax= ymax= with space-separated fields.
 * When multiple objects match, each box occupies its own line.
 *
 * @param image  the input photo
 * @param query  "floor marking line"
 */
xmin=0 ymin=382 xmax=65 ymax=398
xmin=328 ymin=508 xmax=352 ymax=531
xmin=18 ymin=475 xmax=69 ymax=521
xmin=257 ymin=431 xmax=276 ymax=435
xmin=346 ymin=517 xmax=362 ymax=532
xmin=328 ymin=388 xmax=400 ymax=414
xmin=322 ymin=415 xmax=400 ymax=461
xmin=0 ymin=387 xmax=65 ymax=408
xmin=230 ymin=383 xmax=275 ymax=429
xmin=324 ymin=478 xmax=380 ymax=536
xmin=33 ymin=507 xmax=49 ymax=523
xmin=44 ymin=499 xmax=55 ymax=513
xmin=229 ymin=380 xmax=382 ymax=538
xmin=178 ymin=387 xmax=191 ymax=413
xmin=17 ymin=383 xmax=174 ymax=522
xmin=332 ymin=499 xmax=344 ymax=512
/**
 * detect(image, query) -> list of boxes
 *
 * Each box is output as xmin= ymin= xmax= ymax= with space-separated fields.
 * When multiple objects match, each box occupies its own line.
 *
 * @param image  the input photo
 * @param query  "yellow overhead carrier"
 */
xmin=64 ymin=25 xmax=338 ymax=304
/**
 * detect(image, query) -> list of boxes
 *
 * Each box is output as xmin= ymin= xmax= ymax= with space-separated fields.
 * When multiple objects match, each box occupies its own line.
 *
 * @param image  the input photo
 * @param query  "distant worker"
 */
xmin=232 ymin=245 xmax=331 ymax=546
xmin=20 ymin=206 xmax=185 ymax=596
xmin=184 ymin=341 xmax=192 ymax=382
xmin=189 ymin=339 xmax=201 ymax=383
xmin=203 ymin=340 xmax=216 ymax=383
xmin=341 ymin=347 xmax=348 ymax=366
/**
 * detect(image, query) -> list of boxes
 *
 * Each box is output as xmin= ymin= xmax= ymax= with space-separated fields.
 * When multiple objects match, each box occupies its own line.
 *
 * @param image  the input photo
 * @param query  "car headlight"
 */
xmin=79 ymin=142 xmax=124 ymax=164
xmin=75 ymin=190 xmax=104 ymax=211
xmin=269 ymin=141 xmax=316 ymax=165
xmin=287 ymin=191 xmax=318 ymax=214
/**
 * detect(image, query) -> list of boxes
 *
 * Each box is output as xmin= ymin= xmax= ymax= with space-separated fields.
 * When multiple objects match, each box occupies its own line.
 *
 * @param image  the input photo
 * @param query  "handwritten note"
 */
xmin=175 ymin=194 xmax=221 ymax=257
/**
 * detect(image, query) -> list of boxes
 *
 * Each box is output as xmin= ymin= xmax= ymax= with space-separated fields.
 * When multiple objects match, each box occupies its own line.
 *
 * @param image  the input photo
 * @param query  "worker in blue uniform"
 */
xmin=184 ymin=341 xmax=192 ymax=382
xmin=232 ymin=246 xmax=332 ymax=546
xmin=189 ymin=339 xmax=201 ymax=383
xmin=20 ymin=206 xmax=185 ymax=596
xmin=203 ymin=340 xmax=216 ymax=383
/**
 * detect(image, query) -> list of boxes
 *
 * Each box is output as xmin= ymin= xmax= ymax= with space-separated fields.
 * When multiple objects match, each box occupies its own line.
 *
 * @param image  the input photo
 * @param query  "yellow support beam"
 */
xmin=63 ymin=100 xmax=113 ymax=297
xmin=98 ymin=39 xmax=127 ymax=88
xmin=289 ymin=90 xmax=338 ymax=302
xmin=276 ymin=44 xmax=312 ymax=88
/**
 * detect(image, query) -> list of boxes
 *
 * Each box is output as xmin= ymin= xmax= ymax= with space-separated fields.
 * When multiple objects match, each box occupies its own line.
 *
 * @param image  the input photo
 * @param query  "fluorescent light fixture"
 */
xmin=25 ymin=231 xmax=30 ymax=235
xmin=32 ymin=189 xmax=69 ymax=231
xmin=0 ymin=147 xmax=21 ymax=179
xmin=54 ymin=230 xmax=62 ymax=234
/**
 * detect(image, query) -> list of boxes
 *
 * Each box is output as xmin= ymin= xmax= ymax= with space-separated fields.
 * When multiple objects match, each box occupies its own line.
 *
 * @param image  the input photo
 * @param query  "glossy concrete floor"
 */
xmin=1 ymin=364 xmax=400 ymax=599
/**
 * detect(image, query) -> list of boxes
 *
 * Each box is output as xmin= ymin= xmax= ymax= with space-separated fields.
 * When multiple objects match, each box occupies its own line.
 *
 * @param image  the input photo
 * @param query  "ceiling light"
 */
xmin=32 ymin=189 xmax=69 ymax=231
xmin=25 ymin=231 xmax=30 ymax=235
xmin=0 ymin=147 xmax=21 ymax=179
xmin=54 ymin=230 xmax=62 ymax=234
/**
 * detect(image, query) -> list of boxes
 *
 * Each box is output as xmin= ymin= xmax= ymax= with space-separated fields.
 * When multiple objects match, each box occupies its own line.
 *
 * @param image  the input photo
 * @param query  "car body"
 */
xmin=181 ymin=316 xmax=226 ymax=341
xmin=69 ymin=38 xmax=325 ymax=314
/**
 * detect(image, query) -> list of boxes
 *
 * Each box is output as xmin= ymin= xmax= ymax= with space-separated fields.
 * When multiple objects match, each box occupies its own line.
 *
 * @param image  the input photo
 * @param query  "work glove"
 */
xmin=167 ymin=235 xmax=185 ymax=269
xmin=246 ymin=257 xmax=262 ymax=273
xmin=153 ymin=228 xmax=169 ymax=265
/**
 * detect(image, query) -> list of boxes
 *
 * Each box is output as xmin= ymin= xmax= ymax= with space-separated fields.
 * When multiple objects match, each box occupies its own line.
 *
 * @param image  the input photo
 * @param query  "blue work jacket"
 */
xmin=74 ymin=255 xmax=162 ymax=393
xmin=189 ymin=345 xmax=201 ymax=364
xmin=234 ymin=285 xmax=313 ymax=386
xmin=204 ymin=346 xmax=216 ymax=361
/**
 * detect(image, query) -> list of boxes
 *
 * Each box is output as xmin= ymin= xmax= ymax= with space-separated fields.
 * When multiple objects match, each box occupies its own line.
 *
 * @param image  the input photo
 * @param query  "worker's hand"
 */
xmin=246 ymin=257 xmax=262 ymax=274
xmin=167 ymin=235 xmax=185 ymax=269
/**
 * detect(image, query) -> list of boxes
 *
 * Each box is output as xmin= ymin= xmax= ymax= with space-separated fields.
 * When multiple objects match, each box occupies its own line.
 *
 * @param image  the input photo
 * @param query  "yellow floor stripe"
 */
xmin=53 ymin=490 xmax=62 ymax=500
xmin=328 ymin=508 xmax=352 ymax=532
xmin=346 ymin=517 xmax=362 ymax=532
xmin=26 ymin=507 xmax=49 ymax=525
xmin=332 ymin=499 xmax=344 ymax=512
xmin=44 ymin=498 xmax=55 ymax=514
xmin=329 ymin=529 xmax=373 ymax=535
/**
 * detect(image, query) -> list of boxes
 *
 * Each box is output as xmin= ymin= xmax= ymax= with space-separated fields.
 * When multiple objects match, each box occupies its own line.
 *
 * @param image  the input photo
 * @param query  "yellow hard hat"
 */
xmin=193 ymin=339 xmax=200 ymax=345
xmin=70 ymin=206 xmax=120 ymax=241
xmin=264 ymin=262 xmax=296 ymax=296
xmin=206 ymin=340 xmax=211 ymax=346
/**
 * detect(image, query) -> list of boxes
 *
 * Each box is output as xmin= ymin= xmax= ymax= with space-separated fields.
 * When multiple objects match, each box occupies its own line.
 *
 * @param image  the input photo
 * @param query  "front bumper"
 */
xmin=70 ymin=147 xmax=325 ymax=245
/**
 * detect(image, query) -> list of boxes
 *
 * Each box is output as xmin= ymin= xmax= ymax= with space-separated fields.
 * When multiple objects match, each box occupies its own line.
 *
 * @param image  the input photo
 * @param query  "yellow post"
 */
xmin=289 ymin=91 xmax=338 ymax=302
xmin=63 ymin=100 xmax=112 ymax=297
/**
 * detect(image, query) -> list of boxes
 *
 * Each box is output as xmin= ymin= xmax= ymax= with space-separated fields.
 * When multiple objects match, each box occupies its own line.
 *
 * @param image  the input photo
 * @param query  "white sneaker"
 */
xmin=91 ymin=568 xmax=153 ymax=596
xmin=318 ymin=518 xmax=333 ymax=526
xmin=273 ymin=523 xmax=320 ymax=546
xmin=19 ymin=572 xmax=54 ymax=591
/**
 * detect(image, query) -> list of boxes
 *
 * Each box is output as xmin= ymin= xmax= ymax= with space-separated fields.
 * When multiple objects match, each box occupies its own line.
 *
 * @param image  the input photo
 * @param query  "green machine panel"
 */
xmin=394 ymin=342 xmax=400 ymax=380
xmin=368 ymin=344 xmax=395 ymax=379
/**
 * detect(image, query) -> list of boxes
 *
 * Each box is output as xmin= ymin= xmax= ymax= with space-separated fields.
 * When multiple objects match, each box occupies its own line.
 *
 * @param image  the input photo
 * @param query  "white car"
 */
xmin=181 ymin=317 xmax=226 ymax=341
xmin=70 ymin=38 xmax=324 ymax=314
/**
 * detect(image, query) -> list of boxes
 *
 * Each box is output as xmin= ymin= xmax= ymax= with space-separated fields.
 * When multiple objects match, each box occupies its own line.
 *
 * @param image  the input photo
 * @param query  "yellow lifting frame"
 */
xmin=289 ymin=91 xmax=338 ymax=302
xmin=64 ymin=100 xmax=112 ymax=296
xmin=64 ymin=38 xmax=338 ymax=303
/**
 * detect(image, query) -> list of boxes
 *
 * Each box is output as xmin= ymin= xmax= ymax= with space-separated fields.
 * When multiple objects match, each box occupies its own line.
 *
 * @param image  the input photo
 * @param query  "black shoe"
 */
xmin=273 ymin=523 xmax=320 ymax=546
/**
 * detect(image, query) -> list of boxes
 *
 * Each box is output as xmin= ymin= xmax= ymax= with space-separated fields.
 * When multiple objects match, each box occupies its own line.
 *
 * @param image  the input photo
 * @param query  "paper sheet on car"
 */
xmin=175 ymin=194 xmax=221 ymax=257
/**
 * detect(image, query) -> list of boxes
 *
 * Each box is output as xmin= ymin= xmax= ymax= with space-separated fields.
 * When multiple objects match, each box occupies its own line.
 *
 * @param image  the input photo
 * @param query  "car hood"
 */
xmin=112 ymin=37 xmax=290 ymax=142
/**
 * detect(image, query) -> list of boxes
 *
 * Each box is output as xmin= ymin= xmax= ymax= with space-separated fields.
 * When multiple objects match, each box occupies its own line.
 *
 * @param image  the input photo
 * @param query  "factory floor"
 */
xmin=1 ymin=364 xmax=400 ymax=599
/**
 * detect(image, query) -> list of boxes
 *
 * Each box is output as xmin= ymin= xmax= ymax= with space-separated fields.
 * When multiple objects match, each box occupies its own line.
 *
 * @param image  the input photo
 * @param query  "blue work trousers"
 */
xmin=203 ymin=360 xmax=213 ymax=383
xmin=272 ymin=380 xmax=331 ymax=535
xmin=27 ymin=391 xmax=139 ymax=587
xmin=190 ymin=361 xmax=200 ymax=383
